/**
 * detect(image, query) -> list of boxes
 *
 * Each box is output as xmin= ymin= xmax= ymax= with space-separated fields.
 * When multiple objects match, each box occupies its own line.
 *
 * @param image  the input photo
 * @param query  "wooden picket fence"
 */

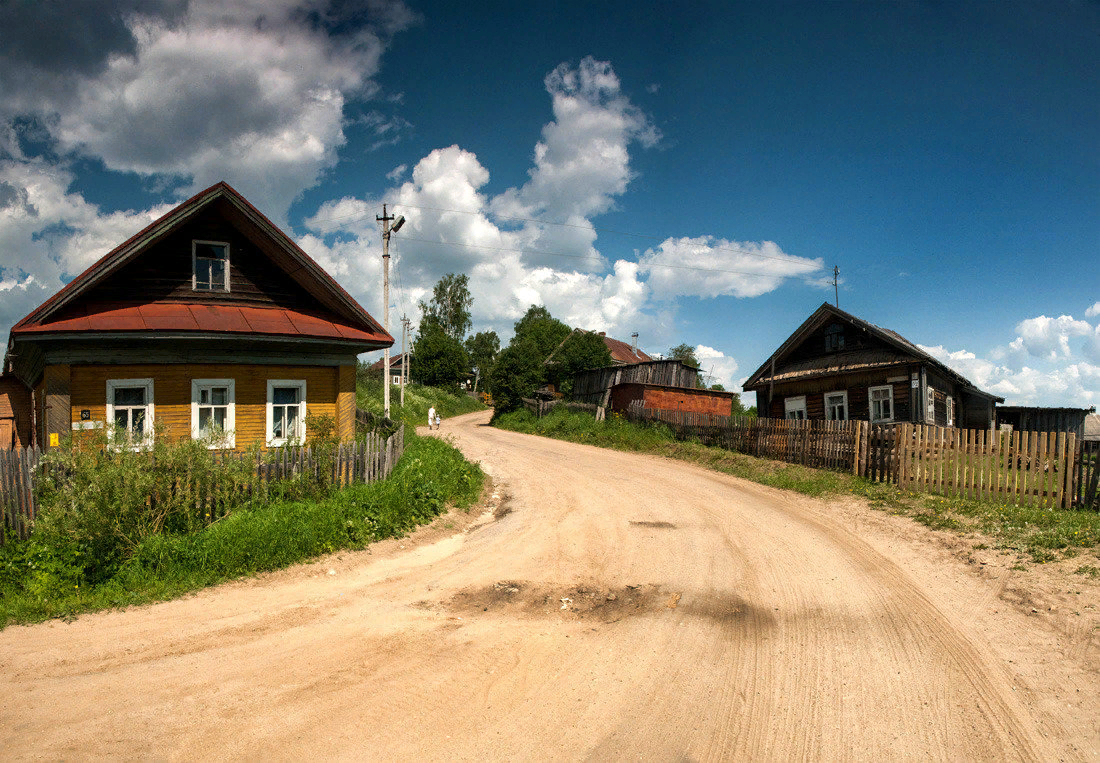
xmin=0 ymin=425 xmax=404 ymax=544
xmin=625 ymin=407 xmax=1097 ymax=510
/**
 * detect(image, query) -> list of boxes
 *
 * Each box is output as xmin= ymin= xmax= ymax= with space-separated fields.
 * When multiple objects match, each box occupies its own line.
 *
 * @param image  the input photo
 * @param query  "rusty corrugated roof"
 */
xmin=602 ymin=335 xmax=653 ymax=364
xmin=12 ymin=303 xmax=389 ymax=344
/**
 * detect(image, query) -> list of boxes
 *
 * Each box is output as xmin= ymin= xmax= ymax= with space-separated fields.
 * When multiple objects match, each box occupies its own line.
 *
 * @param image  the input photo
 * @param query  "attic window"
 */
xmin=193 ymin=241 xmax=230 ymax=292
xmin=824 ymin=323 xmax=845 ymax=352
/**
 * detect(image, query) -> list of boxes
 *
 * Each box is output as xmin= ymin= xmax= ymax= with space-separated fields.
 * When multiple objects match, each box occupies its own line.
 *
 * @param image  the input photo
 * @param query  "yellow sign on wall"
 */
xmin=49 ymin=433 xmax=59 ymax=447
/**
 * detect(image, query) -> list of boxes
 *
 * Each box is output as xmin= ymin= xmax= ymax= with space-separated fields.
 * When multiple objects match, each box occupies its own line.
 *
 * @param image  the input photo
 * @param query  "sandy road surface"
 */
xmin=2 ymin=409 xmax=1098 ymax=760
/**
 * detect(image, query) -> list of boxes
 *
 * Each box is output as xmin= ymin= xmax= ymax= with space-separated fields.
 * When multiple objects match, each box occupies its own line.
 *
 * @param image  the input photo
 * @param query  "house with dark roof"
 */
xmin=3 ymin=182 xmax=392 ymax=451
xmin=742 ymin=303 xmax=1002 ymax=429
xmin=369 ymin=352 xmax=411 ymax=386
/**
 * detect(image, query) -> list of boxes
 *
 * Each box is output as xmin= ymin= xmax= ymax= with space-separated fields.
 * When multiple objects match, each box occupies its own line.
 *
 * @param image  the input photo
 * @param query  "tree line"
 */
xmin=393 ymin=272 xmax=747 ymax=416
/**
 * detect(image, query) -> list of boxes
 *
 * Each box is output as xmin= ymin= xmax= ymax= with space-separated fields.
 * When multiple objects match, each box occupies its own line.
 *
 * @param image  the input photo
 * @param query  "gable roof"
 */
xmin=601 ymin=333 xmax=652 ymax=364
xmin=9 ymin=182 xmax=391 ymax=346
xmin=743 ymin=302 xmax=1002 ymax=401
xmin=370 ymin=352 xmax=410 ymax=371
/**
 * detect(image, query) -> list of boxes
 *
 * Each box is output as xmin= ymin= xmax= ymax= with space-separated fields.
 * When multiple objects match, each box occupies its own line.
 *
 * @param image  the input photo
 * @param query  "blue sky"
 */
xmin=1 ymin=1 xmax=1097 ymax=407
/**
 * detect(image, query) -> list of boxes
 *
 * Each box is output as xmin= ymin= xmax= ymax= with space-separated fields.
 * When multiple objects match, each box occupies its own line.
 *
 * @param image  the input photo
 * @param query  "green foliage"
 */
xmin=412 ymin=321 xmax=469 ymax=388
xmin=546 ymin=331 xmax=612 ymax=394
xmin=0 ymin=430 xmax=484 ymax=628
xmin=486 ymin=305 xmax=572 ymax=415
xmin=465 ymin=330 xmax=500 ymax=389
xmin=667 ymin=343 xmax=700 ymax=370
xmin=419 ymin=272 xmax=473 ymax=341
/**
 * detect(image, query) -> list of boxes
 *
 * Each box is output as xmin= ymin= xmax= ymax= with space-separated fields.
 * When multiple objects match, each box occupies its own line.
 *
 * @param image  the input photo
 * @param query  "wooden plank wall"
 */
xmin=0 ymin=420 xmax=405 ymax=544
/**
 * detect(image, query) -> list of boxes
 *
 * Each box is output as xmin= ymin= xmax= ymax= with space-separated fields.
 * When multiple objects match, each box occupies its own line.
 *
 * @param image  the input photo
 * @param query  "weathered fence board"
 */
xmin=616 ymin=406 xmax=1095 ymax=510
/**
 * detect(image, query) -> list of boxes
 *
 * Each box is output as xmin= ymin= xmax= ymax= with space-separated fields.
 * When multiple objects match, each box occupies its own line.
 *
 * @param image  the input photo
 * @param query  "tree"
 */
xmin=465 ymin=330 xmax=500 ymax=392
xmin=486 ymin=305 xmax=571 ymax=416
xmin=412 ymin=321 xmax=469 ymax=388
xmin=711 ymin=383 xmax=726 ymax=392
xmin=667 ymin=343 xmax=700 ymax=369
xmin=546 ymin=331 xmax=612 ymax=394
xmin=419 ymin=273 xmax=473 ymax=341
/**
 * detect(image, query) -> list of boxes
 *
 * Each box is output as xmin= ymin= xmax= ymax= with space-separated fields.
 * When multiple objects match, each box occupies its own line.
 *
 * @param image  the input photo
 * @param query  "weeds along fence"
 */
xmin=625 ymin=407 xmax=1098 ymax=510
xmin=0 ymin=425 xmax=405 ymax=544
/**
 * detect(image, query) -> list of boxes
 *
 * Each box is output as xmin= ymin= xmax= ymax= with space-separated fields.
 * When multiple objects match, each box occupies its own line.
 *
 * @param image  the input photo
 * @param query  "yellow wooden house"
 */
xmin=3 ymin=182 xmax=392 ymax=450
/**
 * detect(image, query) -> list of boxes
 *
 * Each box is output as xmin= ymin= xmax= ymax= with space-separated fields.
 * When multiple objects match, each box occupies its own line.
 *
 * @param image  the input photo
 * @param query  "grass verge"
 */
xmin=1 ymin=393 xmax=484 ymax=629
xmin=494 ymin=407 xmax=1100 ymax=567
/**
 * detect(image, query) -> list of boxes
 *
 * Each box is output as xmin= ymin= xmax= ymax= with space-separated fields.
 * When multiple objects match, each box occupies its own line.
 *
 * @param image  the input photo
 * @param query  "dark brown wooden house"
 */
xmin=3 ymin=182 xmax=392 ymax=451
xmin=743 ymin=303 xmax=1002 ymax=429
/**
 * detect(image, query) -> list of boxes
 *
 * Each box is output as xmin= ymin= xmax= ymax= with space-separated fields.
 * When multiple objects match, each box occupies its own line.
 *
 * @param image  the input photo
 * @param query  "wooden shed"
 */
xmin=996 ymin=406 xmax=1095 ymax=440
xmin=572 ymin=360 xmax=700 ymax=406
xmin=611 ymin=383 xmax=734 ymax=417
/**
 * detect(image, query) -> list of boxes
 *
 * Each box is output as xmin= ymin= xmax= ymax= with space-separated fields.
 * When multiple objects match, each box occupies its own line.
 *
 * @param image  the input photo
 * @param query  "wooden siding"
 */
xmin=770 ymin=375 xmax=913 ymax=423
xmin=0 ymin=377 xmax=33 ymax=449
xmin=69 ymin=363 xmax=340 ymax=448
xmin=784 ymin=320 xmax=892 ymax=365
xmin=572 ymin=361 xmax=700 ymax=404
xmin=51 ymin=203 xmax=321 ymax=318
xmin=336 ymin=364 xmax=356 ymax=441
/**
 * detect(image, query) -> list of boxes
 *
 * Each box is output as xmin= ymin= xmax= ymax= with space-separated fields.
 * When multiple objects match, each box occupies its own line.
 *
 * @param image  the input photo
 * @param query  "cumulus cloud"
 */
xmin=695 ymin=345 xmax=741 ymax=391
xmin=1085 ymin=302 xmax=1100 ymax=318
xmin=640 ymin=236 xmax=822 ymax=300
xmin=0 ymin=0 xmax=417 ymax=217
xmin=1007 ymin=315 xmax=1092 ymax=360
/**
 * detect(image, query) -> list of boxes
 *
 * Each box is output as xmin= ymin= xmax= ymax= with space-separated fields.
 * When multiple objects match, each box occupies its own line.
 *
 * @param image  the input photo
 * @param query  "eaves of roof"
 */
xmin=11 ymin=303 xmax=389 ymax=346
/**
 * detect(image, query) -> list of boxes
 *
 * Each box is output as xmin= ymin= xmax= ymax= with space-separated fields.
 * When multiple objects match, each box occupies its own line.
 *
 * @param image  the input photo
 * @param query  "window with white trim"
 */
xmin=191 ymin=379 xmax=235 ymax=448
xmin=193 ymin=240 xmax=230 ymax=292
xmin=926 ymin=386 xmax=936 ymax=424
xmin=106 ymin=378 xmax=154 ymax=447
xmin=784 ymin=396 xmax=807 ymax=420
xmin=946 ymin=396 xmax=955 ymax=427
xmin=825 ymin=390 xmax=848 ymax=421
xmin=869 ymin=385 xmax=894 ymax=423
xmin=267 ymin=380 xmax=306 ymax=446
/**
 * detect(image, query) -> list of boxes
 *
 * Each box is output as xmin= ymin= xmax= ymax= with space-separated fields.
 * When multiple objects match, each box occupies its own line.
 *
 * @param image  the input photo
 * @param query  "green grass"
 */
xmin=356 ymin=369 xmax=485 ymax=430
xmin=494 ymin=407 xmax=1100 ymax=566
xmin=0 ymin=382 xmax=485 ymax=629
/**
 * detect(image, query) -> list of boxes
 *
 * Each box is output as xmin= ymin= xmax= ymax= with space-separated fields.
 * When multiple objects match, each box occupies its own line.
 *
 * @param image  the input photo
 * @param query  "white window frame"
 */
xmin=392 ymin=374 xmax=402 ymax=386
xmin=266 ymin=379 xmax=306 ymax=446
xmin=192 ymin=239 xmax=230 ymax=292
xmin=784 ymin=395 xmax=807 ymax=420
xmin=106 ymin=378 xmax=154 ymax=449
xmin=191 ymin=378 xmax=236 ymax=449
xmin=825 ymin=390 xmax=849 ymax=421
xmin=869 ymin=385 xmax=894 ymax=424
xmin=926 ymin=386 xmax=936 ymax=424
xmin=946 ymin=396 xmax=955 ymax=427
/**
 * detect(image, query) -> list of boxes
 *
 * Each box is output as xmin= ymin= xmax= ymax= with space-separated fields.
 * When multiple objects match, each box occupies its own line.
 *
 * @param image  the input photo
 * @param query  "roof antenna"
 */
xmin=833 ymin=265 xmax=840 ymax=307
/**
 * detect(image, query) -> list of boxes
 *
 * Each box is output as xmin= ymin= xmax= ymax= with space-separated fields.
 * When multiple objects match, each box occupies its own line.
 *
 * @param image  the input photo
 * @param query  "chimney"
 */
xmin=631 ymin=332 xmax=639 ymax=355
xmin=598 ymin=331 xmax=605 ymax=337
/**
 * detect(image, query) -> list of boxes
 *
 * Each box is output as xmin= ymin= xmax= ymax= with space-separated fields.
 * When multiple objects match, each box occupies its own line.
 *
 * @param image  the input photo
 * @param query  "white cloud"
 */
xmin=695 ymin=345 xmax=741 ymax=391
xmin=1008 ymin=314 xmax=1092 ymax=360
xmin=1085 ymin=301 xmax=1100 ymax=318
xmin=0 ymin=0 xmax=416 ymax=219
xmin=640 ymin=236 xmax=822 ymax=300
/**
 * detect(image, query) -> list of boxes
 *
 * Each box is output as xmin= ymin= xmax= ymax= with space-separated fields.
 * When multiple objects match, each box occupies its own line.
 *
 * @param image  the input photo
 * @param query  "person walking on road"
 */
xmin=427 ymin=406 xmax=436 ymax=430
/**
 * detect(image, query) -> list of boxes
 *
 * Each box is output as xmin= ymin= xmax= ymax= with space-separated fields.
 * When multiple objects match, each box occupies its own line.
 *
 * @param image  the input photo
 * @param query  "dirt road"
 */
xmin=2 ymin=409 xmax=1097 ymax=760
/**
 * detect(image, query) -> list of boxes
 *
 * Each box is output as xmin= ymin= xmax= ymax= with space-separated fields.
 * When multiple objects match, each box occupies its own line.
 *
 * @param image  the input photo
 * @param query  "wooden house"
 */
xmin=370 ymin=352 xmax=411 ymax=386
xmin=3 ymin=182 xmax=392 ymax=451
xmin=742 ymin=303 xmax=1002 ymax=429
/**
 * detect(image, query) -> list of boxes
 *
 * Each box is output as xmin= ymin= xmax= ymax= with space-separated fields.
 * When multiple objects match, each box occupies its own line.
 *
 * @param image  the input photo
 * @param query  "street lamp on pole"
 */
xmin=377 ymin=205 xmax=405 ymax=420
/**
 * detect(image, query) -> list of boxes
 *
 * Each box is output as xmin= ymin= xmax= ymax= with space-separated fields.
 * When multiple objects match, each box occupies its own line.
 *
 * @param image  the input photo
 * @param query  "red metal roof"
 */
xmin=602 ymin=334 xmax=652 ymax=364
xmin=11 ymin=303 xmax=389 ymax=344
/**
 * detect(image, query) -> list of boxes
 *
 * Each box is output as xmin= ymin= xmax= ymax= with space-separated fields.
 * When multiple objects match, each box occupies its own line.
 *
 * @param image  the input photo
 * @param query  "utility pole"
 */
xmin=833 ymin=265 xmax=840 ymax=308
xmin=400 ymin=314 xmax=410 ymax=408
xmin=377 ymin=204 xmax=405 ymax=420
